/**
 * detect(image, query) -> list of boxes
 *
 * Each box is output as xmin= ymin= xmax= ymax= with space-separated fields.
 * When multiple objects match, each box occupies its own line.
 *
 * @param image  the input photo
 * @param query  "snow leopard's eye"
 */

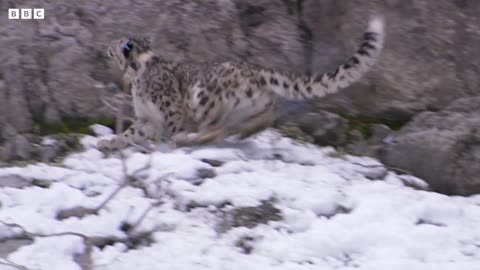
xmin=122 ymin=42 xmax=133 ymax=58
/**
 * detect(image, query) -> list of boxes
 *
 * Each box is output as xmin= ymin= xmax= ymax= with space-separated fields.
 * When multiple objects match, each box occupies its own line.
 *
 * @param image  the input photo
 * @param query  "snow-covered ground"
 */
xmin=1 ymin=127 xmax=480 ymax=270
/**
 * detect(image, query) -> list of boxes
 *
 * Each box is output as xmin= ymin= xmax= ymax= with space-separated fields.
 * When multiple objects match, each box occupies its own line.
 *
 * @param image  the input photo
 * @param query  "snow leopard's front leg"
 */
xmin=97 ymin=118 xmax=156 ymax=151
xmin=172 ymin=128 xmax=227 ymax=147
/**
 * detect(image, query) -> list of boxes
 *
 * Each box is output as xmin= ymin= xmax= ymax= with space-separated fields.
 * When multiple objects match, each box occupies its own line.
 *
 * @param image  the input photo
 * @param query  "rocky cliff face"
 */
xmin=2 ymin=0 xmax=480 ymax=194
xmin=314 ymin=0 xmax=480 ymax=121
xmin=0 ymin=0 xmax=307 ymax=137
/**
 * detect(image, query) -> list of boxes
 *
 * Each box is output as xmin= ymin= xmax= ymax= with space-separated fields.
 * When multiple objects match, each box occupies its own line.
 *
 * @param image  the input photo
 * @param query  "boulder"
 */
xmin=279 ymin=110 xmax=349 ymax=146
xmin=380 ymin=96 xmax=480 ymax=196
xmin=1 ymin=135 xmax=32 ymax=161
xmin=217 ymin=200 xmax=282 ymax=233
xmin=0 ymin=133 xmax=81 ymax=164
xmin=345 ymin=124 xmax=393 ymax=158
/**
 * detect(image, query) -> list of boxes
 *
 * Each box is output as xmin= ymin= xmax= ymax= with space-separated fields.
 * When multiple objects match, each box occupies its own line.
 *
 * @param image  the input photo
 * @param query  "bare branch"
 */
xmin=94 ymin=150 xmax=153 ymax=213
xmin=350 ymin=161 xmax=414 ymax=175
xmin=125 ymin=200 xmax=164 ymax=234
xmin=350 ymin=161 xmax=385 ymax=169
xmin=94 ymin=183 xmax=127 ymax=213
xmin=93 ymin=152 xmax=132 ymax=213
xmin=129 ymin=153 xmax=154 ymax=177
xmin=0 ymin=221 xmax=92 ymax=270
xmin=0 ymin=139 xmax=161 ymax=270
xmin=130 ymin=142 xmax=153 ymax=153
xmin=101 ymin=93 xmax=133 ymax=134
xmin=0 ymin=259 xmax=30 ymax=270
xmin=100 ymin=97 xmax=121 ymax=113
xmin=1 ymin=220 xmax=89 ymax=240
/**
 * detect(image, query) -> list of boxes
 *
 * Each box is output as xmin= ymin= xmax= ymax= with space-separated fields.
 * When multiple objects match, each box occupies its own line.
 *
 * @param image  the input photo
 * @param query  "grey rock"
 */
xmin=234 ymin=235 xmax=257 ymax=254
xmin=1 ymin=135 xmax=32 ymax=161
xmin=369 ymin=124 xmax=393 ymax=144
xmin=0 ymin=239 xmax=34 ymax=258
xmin=40 ymin=138 xmax=70 ymax=163
xmin=343 ymin=129 xmax=371 ymax=157
xmin=38 ymin=135 xmax=81 ymax=163
xmin=200 ymin=159 xmax=225 ymax=167
xmin=41 ymin=145 xmax=60 ymax=163
xmin=380 ymin=96 xmax=480 ymax=196
xmin=346 ymin=124 xmax=393 ymax=157
xmin=0 ymin=175 xmax=31 ymax=189
xmin=56 ymin=206 xmax=98 ymax=220
xmin=282 ymin=111 xmax=349 ymax=146
xmin=2 ymin=124 xmax=18 ymax=141
xmin=345 ymin=140 xmax=370 ymax=157
xmin=217 ymin=200 xmax=282 ymax=233
xmin=348 ymin=129 xmax=365 ymax=143
xmin=0 ymin=134 xmax=81 ymax=163
xmin=31 ymin=179 xmax=51 ymax=188
xmin=194 ymin=168 xmax=217 ymax=185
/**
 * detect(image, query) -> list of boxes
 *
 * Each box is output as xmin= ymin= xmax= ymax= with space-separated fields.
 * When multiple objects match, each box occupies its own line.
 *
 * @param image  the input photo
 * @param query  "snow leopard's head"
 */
xmin=107 ymin=37 xmax=151 ymax=73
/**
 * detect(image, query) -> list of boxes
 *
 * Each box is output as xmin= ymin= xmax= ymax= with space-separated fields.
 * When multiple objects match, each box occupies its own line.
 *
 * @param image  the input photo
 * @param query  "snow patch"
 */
xmin=0 ymin=129 xmax=479 ymax=270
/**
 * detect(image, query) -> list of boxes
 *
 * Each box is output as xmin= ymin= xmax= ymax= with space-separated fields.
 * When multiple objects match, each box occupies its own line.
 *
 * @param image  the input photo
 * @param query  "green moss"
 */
xmin=340 ymin=113 xmax=408 ymax=140
xmin=277 ymin=124 xmax=314 ymax=144
xmin=31 ymin=179 xmax=51 ymax=188
xmin=340 ymin=114 xmax=407 ymax=130
xmin=326 ymin=148 xmax=348 ymax=159
xmin=32 ymin=117 xmax=116 ymax=136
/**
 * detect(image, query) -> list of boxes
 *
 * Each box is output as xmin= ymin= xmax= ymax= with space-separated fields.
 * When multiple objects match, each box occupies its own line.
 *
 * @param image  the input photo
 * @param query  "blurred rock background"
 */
xmin=1 ymin=0 xmax=480 ymax=195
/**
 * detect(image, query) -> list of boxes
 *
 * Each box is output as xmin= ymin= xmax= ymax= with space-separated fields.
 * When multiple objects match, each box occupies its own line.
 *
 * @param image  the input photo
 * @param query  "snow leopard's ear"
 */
xmin=141 ymin=36 xmax=152 ymax=52
xmin=127 ymin=36 xmax=152 ymax=53
xmin=144 ymin=36 xmax=151 ymax=47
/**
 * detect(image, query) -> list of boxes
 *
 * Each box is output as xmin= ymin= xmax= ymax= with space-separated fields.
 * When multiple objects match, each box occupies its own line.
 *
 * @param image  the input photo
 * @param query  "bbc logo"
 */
xmin=8 ymin=8 xmax=44 ymax=20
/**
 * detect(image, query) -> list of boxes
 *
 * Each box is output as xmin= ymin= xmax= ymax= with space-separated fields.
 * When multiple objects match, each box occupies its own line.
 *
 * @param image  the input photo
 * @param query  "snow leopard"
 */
xmin=97 ymin=18 xmax=385 ymax=150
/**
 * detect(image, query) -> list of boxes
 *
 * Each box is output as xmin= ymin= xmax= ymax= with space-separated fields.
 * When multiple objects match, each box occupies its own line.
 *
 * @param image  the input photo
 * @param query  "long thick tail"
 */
xmin=261 ymin=18 xmax=385 ymax=100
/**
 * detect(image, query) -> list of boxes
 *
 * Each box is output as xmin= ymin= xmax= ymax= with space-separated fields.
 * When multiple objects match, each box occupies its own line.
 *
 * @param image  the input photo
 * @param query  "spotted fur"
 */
xmin=98 ymin=18 xmax=385 ymax=150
